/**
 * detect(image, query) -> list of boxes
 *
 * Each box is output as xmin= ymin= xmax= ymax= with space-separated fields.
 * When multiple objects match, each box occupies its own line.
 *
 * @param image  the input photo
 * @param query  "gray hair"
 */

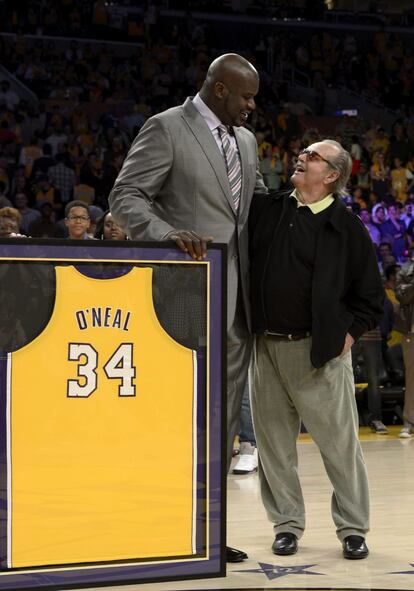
xmin=323 ymin=139 xmax=352 ymax=196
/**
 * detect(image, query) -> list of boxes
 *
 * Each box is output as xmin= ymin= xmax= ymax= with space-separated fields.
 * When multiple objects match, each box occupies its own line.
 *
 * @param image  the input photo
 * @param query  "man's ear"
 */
xmin=214 ymin=81 xmax=227 ymax=99
xmin=324 ymin=169 xmax=340 ymax=186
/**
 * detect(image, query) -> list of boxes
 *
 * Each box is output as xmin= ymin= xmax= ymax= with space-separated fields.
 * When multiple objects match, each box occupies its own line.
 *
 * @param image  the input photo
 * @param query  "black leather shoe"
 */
xmin=226 ymin=546 xmax=248 ymax=563
xmin=272 ymin=532 xmax=298 ymax=556
xmin=342 ymin=535 xmax=369 ymax=559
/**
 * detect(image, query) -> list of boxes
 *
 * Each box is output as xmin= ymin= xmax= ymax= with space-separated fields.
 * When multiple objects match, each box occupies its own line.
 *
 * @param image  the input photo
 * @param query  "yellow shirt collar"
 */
xmin=290 ymin=189 xmax=334 ymax=214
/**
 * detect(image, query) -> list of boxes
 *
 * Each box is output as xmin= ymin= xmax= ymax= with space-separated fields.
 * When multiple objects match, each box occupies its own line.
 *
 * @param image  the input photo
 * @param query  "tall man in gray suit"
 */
xmin=109 ymin=53 xmax=268 ymax=563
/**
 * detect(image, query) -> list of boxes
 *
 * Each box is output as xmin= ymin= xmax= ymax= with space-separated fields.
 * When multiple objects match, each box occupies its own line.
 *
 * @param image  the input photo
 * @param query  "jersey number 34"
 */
xmin=67 ymin=343 xmax=136 ymax=397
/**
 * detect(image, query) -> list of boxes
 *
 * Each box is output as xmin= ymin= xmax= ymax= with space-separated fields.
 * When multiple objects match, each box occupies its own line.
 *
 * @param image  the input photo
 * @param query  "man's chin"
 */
xmin=290 ymin=173 xmax=300 ymax=186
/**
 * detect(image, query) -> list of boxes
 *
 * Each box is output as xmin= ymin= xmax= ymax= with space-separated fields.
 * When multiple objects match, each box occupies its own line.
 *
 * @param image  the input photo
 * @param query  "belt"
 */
xmin=263 ymin=330 xmax=311 ymax=341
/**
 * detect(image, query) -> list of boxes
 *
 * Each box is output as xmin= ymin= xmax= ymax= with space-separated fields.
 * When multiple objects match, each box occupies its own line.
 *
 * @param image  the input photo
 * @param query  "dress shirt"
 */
xmin=290 ymin=188 xmax=334 ymax=214
xmin=192 ymin=93 xmax=239 ymax=155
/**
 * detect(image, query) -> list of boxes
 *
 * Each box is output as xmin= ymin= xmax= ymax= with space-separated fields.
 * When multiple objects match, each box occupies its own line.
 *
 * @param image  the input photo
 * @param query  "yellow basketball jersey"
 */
xmin=7 ymin=265 xmax=197 ymax=568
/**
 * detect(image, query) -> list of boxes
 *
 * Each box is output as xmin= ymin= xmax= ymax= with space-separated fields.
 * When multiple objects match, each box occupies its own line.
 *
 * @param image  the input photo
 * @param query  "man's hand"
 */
xmin=166 ymin=230 xmax=213 ymax=260
xmin=341 ymin=332 xmax=355 ymax=356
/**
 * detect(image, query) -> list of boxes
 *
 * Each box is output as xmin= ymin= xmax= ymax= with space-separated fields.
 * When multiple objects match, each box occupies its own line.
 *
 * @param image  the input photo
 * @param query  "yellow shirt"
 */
xmin=385 ymin=287 xmax=403 ymax=346
xmin=74 ymin=183 xmax=95 ymax=205
xmin=291 ymin=189 xmax=334 ymax=214
xmin=391 ymin=167 xmax=411 ymax=202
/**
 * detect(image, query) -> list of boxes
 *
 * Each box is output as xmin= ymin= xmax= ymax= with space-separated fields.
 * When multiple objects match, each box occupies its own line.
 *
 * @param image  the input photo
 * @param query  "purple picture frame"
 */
xmin=0 ymin=239 xmax=227 ymax=589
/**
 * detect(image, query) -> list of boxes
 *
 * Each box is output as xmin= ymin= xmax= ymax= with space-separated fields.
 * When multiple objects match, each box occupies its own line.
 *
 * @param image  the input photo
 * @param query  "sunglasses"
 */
xmin=299 ymin=149 xmax=337 ymax=169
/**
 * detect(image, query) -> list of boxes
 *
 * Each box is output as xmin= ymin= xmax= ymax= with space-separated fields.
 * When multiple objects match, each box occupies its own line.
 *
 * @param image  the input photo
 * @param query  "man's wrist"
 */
xmin=162 ymin=230 xmax=178 ymax=240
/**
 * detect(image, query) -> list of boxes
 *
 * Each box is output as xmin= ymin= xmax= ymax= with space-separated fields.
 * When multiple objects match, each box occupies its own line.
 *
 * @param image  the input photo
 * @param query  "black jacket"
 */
xmin=249 ymin=191 xmax=384 ymax=368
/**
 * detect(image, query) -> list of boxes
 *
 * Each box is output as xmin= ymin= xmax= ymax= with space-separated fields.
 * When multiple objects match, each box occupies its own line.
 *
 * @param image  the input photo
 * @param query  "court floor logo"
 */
xmin=233 ymin=561 xmax=325 ymax=580
xmin=389 ymin=563 xmax=414 ymax=575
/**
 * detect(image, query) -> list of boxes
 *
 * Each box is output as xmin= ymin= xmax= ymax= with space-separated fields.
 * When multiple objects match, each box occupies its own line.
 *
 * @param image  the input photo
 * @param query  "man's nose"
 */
xmin=248 ymin=97 xmax=256 ymax=111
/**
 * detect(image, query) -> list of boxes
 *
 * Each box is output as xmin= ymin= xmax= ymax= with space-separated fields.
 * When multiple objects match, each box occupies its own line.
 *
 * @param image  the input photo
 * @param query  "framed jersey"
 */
xmin=0 ymin=240 xmax=226 ymax=590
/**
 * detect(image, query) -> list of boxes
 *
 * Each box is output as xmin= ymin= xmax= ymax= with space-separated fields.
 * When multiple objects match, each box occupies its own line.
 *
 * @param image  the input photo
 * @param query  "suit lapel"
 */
xmin=233 ymin=127 xmax=250 ymax=221
xmin=182 ymin=99 xmax=236 ymax=215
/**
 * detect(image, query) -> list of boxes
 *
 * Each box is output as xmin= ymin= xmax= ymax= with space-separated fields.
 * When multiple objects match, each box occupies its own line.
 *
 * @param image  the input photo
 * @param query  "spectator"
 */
xmin=370 ymin=151 xmax=390 ymax=202
xmin=256 ymin=131 xmax=271 ymax=160
xmin=390 ymin=157 xmax=414 ymax=202
xmin=45 ymin=127 xmax=68 ymax=156
xmin=380 ymin=203 xmax=407 ymax=260
xmin=360 ymin=208 xmax=381 ymax=246
xmin=35 ymin=176 xmax=62 ymax=214
xmin=395 ymin=244 xmax=414 ymax=438
xmin=64 ymin=200 xmax=91 ymax=240
xmin=353 ymin=323 xmax=388 ymax=434
xmin=367 ymin=190 xmax=379 ymax=210
xmin=406 ymin=213 xmax=414 ymax=245
xmin=0 ymin=160 xmax=10 ymax=191
xmin=48 ymin=153 xmax=76 ymax=204
xmin=377 ymin=241 xmax=394 ymax=273
xmin=80 ymin=151 xmax=103 ymax=194
xmin=14 ymin=191 xmax=40 ymax=234
xmin=0 ymin=120 xmax=17 ymax=145
xmin=0 ymin=206 xmax=22 ymax=236
xmin=73 ymin=179 xmax=95 ymax=205
xmin=389 ymin=123 xmax=411 ymax=166
xmin=88 ymin=204 xmax=104 ymax=237
xmin=94 ymin=210 xmax=127 ymax=240
xmin=120 ymin=105 xmax=146 ymax=138
xmin=0 ymin=180 xmax=12 ymax=208
xmin=0 ymin=81 xmax=19 ymax=111
xmin=31 ymin=143 xmax=55 ymax=179
xmin=384 ymin=263 xmax=403 ymax=348
xmin=9 ymin=174 xmax=33 ymax=204
xmin=19 ymin=135 xmax=43 ymax=178
xmin=350 ymin=135 xmax=362 ymax=176
xmin=401 ymin=201 xmax=414 ymax=229
xmin=20 ymin=104 xmax=47 ymax=144
xmin=259 ymin=146 xmax=283 ymax=190
xmin=233 ymin=380 xmax=258 ymax=475
xmin=355 ymin=161 xmax=370 ymax=195
xmin=372 ymin=204 xmax=387 ymax=228
xmin=370 ymin=127 xmax=389 ymax=157
xmin=352 ymin=187 xmax=367 ymax=209
xmin=103 ymin=135 xmax=127 ymax=169
xmin=28 ymin=202 xmax=63 ymax=238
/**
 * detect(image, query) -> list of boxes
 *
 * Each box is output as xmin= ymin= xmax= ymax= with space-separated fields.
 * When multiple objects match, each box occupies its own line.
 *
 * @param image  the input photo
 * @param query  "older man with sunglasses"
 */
xmin=249 ymin=140 xmax=383 ymax=559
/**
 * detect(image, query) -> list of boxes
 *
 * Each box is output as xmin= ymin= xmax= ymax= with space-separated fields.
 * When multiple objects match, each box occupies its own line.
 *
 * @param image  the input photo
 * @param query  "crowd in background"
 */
xmin=3 ymin=0 xmax=414 ymax=112
xmin=1 ymin=6 xmax=414 ymax=426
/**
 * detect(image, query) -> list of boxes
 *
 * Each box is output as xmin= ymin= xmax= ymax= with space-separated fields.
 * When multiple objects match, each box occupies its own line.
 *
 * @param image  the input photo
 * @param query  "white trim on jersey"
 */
xmin=192 ymin=349 xmax=198 ymax=555
xmin=6 ymin=353 xmax=12 ymax=569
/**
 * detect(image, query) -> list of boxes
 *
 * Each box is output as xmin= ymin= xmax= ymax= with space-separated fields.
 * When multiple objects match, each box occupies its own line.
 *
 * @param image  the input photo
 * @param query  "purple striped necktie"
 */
xmin=218 ymin=125 xmax=241 ymax=212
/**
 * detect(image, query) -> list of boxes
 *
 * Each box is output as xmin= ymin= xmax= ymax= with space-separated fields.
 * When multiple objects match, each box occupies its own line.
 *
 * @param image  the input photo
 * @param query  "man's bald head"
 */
xmin=199 ymin=53 xmax=259 ymax=127
xmin=204 ymin=54 xmax=258 ymax=89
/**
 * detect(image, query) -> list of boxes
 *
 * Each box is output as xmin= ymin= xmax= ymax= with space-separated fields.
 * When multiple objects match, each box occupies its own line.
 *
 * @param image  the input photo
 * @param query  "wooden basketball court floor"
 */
xmin=89 ymin=426 xmax=414 ymax=591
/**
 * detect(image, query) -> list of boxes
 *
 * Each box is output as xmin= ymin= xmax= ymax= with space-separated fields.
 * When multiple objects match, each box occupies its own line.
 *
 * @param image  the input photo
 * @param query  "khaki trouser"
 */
xmin=252 ymin=335 xmax=370 ymax=541
xmin=401 ymin=334 xmax=414 ymax=427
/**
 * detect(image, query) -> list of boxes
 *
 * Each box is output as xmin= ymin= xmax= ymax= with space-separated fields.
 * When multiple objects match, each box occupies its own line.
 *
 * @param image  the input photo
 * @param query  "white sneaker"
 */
xmin=399 ymin=426 xmax=413 ymax=438
xmin=232 ymin=442 xmax=258 ymax=474
xmin=369 ymin=420 xmax=388 ymax=434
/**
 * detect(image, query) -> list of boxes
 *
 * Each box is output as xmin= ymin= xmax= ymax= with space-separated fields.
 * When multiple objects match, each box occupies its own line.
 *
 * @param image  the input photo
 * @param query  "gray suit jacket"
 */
xmin=109 ymin=97 xmax=268 ymax=330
